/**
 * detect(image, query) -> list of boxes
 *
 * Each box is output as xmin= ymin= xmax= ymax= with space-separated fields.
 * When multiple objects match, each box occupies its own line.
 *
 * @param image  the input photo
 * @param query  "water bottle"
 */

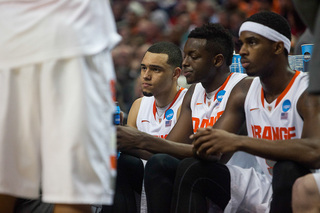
xmin=113 ymin=102 xmax=120 ymax=125
xmin=113 ymin=102 xmax=121 ymax=158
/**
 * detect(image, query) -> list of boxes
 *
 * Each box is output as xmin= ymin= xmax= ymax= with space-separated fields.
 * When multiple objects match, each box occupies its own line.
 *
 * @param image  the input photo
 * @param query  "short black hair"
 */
xmin=147 ymin=42 xmax=183 ymax=68
xmin=188 ymin=23 xmax=234 ymax=66
xmin=246 ymin=11 xmax=291 ymax=42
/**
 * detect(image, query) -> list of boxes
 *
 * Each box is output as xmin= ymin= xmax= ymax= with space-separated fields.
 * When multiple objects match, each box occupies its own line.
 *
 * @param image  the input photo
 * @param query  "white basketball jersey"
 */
xmin=191 ymin=73 xmax=246 ymax=133
xmin=245 ymin=71 xmax=309 ymax=181
xmin=136 ymin=88 xmax=187 ymax=138
xmin=190 ymin=72 xmax=261 ymax=171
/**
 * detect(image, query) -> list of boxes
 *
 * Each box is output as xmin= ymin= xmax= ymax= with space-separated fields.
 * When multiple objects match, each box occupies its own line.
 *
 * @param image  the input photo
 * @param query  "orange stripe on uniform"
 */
xmin=261 ymin=71 xmax=301 ymax=108
xmin=275 ymin=71 xmax=300 ymax=107
xmin=214 ymin=73 xmax=233 ymax=101
xmin=110 ymin=79 xmax=116 ymax=102
xmin=110 ymin=155 xmax=117 ymax=170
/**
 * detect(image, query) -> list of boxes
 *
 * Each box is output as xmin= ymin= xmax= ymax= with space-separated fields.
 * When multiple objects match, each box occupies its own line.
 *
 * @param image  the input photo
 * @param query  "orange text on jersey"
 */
xmin=192 ymin=111 xmax=224 ymax=133
xmin=251 ymin=125 xmax=296 ymax=140
xmin=154 ymin=134 xmax=168 ymax=139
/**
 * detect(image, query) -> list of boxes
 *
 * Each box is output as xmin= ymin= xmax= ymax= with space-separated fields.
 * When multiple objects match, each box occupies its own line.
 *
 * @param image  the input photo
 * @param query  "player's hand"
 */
xmin=117 ymin=125 xmax=144 ymax=151
xmin=191 ymin=128 xmax=240 ymax=158
xmin=193 ymin=145 xmax=222 ymax=162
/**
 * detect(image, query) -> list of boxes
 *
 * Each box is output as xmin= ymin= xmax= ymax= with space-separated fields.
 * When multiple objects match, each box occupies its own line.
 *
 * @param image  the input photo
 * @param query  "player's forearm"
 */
xmin=238 ymin=136 xmax=320 ymax=169
xmin=117 ymin=126 xmax=194 ymax=159
xmin=140 ymin=138 xmax=194 ymax=159
xmin=117 ymin=126 xmax=163 ymax=151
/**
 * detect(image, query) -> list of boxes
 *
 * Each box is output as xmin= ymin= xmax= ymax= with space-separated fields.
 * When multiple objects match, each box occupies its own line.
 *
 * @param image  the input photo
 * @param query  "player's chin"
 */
xmin=244 ymin=67 xmax=259 ymax=77
xmin=245 ymin=70 xmax=256 ymax=77
xmin=186 ymin=76 xmax=198 ymax=85
xmin=142 ymin=91 xmax=153 ymax=97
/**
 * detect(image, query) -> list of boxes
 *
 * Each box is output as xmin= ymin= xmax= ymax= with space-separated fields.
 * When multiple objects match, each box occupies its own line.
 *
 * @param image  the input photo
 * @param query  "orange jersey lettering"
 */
xmin=251 ymin=125 xmax=296 ymax=140
xmin=192 ymin=111 xmax=224 ymax=133
xmin=154 ymin=134 xmax=168 ymax=139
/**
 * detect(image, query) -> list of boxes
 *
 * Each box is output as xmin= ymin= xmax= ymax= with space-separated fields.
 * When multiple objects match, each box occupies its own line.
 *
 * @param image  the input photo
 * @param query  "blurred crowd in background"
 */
xmin=110 ymin=0 xmax=308 ymax=114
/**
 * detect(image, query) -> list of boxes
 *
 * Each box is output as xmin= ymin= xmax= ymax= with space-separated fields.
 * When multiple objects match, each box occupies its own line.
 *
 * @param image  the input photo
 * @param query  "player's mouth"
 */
xmin=241 ymin=59 xmax=250 ymax=69
xmin=183 ymin=70 xmax=193 ymax=78
xmin=142 ymin=83 xmax=151 ymax=88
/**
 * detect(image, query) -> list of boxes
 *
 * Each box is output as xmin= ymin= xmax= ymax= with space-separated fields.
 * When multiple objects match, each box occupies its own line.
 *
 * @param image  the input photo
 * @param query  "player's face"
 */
xmin=239 ymin=31 xmax=276 ymax=77
xmin=182 ymin=38 xmax=215 ymax=84
xmin=140 ymin=52 xmax=175 ymax=97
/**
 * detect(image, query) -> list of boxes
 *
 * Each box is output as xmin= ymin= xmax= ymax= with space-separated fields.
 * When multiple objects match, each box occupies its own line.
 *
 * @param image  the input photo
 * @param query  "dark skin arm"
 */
xmin=166 ymin=85 xmax=195 ymax=143
xmin=193 ymin=80 xmax=320 ymax=169
xmin=117 ymin=85 xmax=196 ymax=160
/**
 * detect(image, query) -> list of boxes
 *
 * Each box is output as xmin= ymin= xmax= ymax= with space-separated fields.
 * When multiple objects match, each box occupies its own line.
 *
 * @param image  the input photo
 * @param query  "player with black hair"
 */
xmin=103 ymin=41 xmax=187 ymax=213
xmin=187 ymin=23 xmax=234 ymax=66
xmin=116 ymin=23 xmax=249 ymax=213
xmin=171 ymin=11 xmax=320 ymax=212
xmin=243 ymin=11 xmax=292 ymax=55
xmin=146 ymin=42 xmax=183 ymax=69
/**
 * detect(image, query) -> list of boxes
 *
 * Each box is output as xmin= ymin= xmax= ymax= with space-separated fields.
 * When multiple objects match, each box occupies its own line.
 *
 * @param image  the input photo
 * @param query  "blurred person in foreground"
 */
xmin=0 ymin=1 xmax=120 ymax=212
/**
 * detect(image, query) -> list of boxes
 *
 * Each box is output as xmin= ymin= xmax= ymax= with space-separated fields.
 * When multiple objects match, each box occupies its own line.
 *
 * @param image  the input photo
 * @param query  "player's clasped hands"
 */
xmin=191 ymin=127 xmax=240 ymax=161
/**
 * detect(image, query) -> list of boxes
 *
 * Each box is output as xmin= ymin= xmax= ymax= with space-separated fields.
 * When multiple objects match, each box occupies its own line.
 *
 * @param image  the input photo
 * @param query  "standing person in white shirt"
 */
xmin=103 ymin=41 xmax=187 ymax=213
xmin=0 ymin=1 xmax=121 ymax=212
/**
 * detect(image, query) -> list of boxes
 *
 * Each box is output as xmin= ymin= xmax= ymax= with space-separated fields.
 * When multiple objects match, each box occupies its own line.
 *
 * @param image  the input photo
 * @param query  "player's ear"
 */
xmin=173 ymin=67 xmax=181 ymax=79
xmin=213 ymin=53 xmax=224 ymax=67
xmin=274 ymin=41 xmax=285 ymax=55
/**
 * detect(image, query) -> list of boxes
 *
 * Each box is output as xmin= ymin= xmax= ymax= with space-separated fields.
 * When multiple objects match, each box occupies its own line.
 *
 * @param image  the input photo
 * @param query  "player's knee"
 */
xmin=146 ymin=154 xmax=172 ymax=172
xmin=119 ymin=154 xmax=143 ymax=170
xmin=145 ymin=154 xmax=179 ymax=184
xmin=177 ymin=157 xmax=199 ymax=171
xmin=293 ymin=174 xmax=317 ymax=198
xmin=292 ymin=175 xmax=312 ymax=210
xmin=292 ymin=177 xmax=303 ymax=203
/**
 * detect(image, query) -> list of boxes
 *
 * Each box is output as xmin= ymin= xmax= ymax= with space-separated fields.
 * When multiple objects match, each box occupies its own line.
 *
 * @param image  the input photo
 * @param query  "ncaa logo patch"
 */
xmin=282 ymin=99 xmax=291 ymax=112
xmin=165 ymin=109 xmax=174 ymax=120
xmin=216 ymin=90 xmax=226 ymax=102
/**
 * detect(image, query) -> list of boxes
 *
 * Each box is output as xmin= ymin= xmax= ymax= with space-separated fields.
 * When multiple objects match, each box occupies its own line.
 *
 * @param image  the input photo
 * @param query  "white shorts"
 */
xmin=225 ymin=165 xmax=273 ymax=213
xmin=0 ymin=51 xmax=117 ymax=205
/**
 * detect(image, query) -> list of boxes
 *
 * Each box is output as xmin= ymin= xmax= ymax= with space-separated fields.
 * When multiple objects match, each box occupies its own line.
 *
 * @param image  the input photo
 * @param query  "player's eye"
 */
xmin=152 ymin=68 xmax=160 ymax=72
xmin=249 ymin=39 xmax=257 ymax=46
xmin=190 ymin=54 xmax=199 ymax=60
xmin=141 ymin=66 xmax=147 ymax=71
